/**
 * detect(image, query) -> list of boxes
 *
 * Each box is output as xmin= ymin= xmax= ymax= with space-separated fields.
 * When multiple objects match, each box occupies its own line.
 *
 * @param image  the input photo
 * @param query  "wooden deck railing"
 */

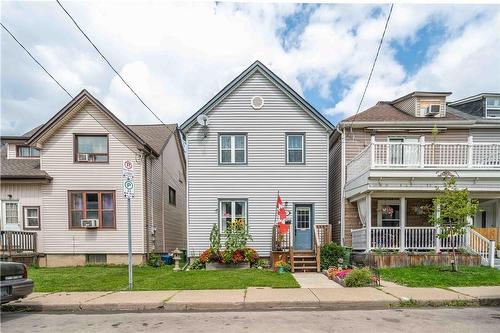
xmin=0 ymin=230 xmax=38 ymax=255
xmin=313 ymin=224 xmax=332 ymax=272
xmin=271 ymin=225 xmax=291 ymax=251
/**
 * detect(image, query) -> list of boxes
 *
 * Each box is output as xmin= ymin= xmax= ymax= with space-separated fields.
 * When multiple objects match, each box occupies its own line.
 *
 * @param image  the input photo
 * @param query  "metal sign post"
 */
xmin=122 ymin=160 xmax=135 ymax=290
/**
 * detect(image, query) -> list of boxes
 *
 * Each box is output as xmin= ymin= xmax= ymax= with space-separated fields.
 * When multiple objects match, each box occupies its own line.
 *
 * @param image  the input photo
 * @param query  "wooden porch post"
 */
xmin=435 ymin=204 xmax=441 ymax=253
xmin=366 ymin=193 xmax=372 ymax=252
xmin=400 ymin=197 xmax=406 ymax=252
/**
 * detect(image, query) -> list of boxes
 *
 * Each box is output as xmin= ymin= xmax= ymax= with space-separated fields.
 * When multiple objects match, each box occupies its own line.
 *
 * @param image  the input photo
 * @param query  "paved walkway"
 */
xmin=292 ymin=272 xmax=342 ymax=288
xmin=3 ymin=286 xmax=500 ymax=312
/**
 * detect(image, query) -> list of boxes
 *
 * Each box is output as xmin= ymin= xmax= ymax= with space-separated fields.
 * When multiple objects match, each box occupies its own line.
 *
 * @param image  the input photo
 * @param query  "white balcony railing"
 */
xmin=346 ymin=137 xmax=500 ymax=182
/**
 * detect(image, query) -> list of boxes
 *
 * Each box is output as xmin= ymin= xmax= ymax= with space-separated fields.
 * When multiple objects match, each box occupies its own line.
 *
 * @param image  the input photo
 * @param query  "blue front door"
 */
xmin=294 ymin=205 xmax=313 ymax=250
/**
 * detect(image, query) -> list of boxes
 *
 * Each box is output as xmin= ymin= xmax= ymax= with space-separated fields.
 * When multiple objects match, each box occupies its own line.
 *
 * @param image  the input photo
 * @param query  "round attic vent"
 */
xmin=251 ymin=96 xmax=264 ymax=110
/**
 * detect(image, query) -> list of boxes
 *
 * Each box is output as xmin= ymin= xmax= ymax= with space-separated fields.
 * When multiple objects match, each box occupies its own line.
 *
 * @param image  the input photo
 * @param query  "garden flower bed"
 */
xmin=325 ymin=267 xmax=378 ymax=287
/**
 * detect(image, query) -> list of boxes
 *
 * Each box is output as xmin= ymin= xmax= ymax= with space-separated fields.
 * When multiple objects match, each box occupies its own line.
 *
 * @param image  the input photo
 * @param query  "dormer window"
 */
xmin=17 ymin=146 xmax=40 ymax=157
xmin=75 ymin=134 xmax=109 ymax=163
xmin=486 ymin=97 xmax=500 ymax=118
xmin=423 ymin=104 xmax=440 ymax=117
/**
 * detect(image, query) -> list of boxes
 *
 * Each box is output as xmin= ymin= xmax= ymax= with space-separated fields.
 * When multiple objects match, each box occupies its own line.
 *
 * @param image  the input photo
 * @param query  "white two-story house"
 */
xmin=330 ymin=91 xmax=500 ymax=267
xmin=0 ymin=90 xmax=186 ymax=266
xmin=181 ymin=61 xmax=334 ymax=271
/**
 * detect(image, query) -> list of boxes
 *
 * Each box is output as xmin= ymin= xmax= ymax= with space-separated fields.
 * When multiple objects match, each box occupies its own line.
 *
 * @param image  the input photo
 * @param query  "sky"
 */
xmin=1 ymin=1 xmax=499 ymax=135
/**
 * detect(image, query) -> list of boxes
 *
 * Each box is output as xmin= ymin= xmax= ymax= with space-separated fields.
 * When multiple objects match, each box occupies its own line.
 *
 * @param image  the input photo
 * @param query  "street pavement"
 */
xmin=2 ymin=307 xmax=500 ymax=332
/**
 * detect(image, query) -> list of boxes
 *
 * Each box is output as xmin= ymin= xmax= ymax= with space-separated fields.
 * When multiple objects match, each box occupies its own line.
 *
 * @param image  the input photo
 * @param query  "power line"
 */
xmin=349 ymin=3 xmax=394 ymax=130
xmin=56 ymin=0 xmax=166 ymax=126
xmin=1 ymin=22 xmax=73 ymax=98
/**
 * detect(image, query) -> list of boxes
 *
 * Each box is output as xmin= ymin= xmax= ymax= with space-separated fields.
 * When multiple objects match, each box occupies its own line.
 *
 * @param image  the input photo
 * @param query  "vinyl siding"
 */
xmin=186 ymin=71 xmax=329 ymax=256
xmin=40 ymin=102 xmax=145 ymax=254
xmin=149 ymin=133 xmax=187 ymax=253
xmin=394 ymin=97 xmax=416 ymax=116
xmin=471 ymin=128 xmax=500 ymax=142
xmin=0 ymin=184 xmax=44 ymax=250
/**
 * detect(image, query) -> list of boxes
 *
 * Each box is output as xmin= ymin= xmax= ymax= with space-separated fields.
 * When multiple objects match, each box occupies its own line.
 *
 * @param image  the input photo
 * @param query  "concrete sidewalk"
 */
xmin=3 ymin=286 xmax=500 ymax=312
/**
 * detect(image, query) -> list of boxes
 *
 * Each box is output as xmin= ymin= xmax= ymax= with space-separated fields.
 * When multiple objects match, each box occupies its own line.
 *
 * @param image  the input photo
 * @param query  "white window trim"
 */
xmin=295 ymin=206 xmax=311 ymax=230
xmin=23 ymin=206 xmax=40 ymax=229
xmin=219 ymin=199 xmax=247 ymax=231
xmin=377 ymin=199 xmax=400 ymax=227
xmin=485 ymin=97 xmax=500 ymax=118
xmin=1 ymin=200 xmax=21 ymax=230
xmin=219 ymin=134 xmax=246 ymax=164
xmin=286 ymin=134 xmax=304 ymax=164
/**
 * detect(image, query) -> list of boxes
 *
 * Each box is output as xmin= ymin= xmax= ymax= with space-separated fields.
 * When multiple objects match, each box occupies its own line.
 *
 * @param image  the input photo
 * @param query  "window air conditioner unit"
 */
xmin=78 ymin=153 xmax=89 ymax=162
xmin=81 ymin=219 xmax=99 ymax=228
xmin=424 ymin=105 xmax=440 ymax=117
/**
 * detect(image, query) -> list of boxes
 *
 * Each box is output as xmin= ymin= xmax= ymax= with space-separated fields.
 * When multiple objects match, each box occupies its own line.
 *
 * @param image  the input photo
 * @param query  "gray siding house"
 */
xmin=0 ymin=90 xmax=186 ymax=266
xmin=181 ymin=61 xmax=334 ymax=263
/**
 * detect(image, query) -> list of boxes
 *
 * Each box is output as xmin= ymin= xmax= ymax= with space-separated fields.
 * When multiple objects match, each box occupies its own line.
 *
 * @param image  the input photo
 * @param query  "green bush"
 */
xmin=344 ymin=267 xmax=372 ymax=287
xmin=188 ymin=258 xmax=204 ymax=270
xmin=320 ymin=242 xmax=350 ymax=270
xmin=147 ymin=253 xmax=163 ymax=267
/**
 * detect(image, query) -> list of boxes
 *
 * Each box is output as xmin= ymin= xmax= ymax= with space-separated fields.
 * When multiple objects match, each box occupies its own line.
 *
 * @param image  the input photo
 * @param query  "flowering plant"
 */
xmin=381 ymin=205 xmax=394 ymax=216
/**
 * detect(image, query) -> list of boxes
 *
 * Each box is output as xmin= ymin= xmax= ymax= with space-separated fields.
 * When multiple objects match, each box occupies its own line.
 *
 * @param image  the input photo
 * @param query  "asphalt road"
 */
xmin=2 ymin=307 xmax=500 ymax=332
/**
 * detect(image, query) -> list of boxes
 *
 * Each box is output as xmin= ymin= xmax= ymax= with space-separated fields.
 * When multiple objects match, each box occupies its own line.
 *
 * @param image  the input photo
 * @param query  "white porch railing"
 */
xmin=346 ymin=137 xmax=500 ymax=181
xmin=352 ymin=226 xmax=496 ymax=267
xmin=469 ymin=229 xmax=495 ymax=267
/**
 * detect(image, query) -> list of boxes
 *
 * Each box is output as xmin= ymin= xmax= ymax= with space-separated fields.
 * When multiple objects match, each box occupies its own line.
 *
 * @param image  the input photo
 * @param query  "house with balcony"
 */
xmin=329 ymin=92 xmax=500 ymax=267
xmin=0 ymin=90 xmax=186 ymax=266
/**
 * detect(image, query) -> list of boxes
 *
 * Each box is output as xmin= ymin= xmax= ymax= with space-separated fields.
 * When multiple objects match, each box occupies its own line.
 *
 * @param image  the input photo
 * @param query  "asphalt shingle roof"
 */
xmin=342 ymin=102 xmax=465 ymax=123
xmin=127 ymin=124 xmax=177 ymax=153
xmin=0 ymin=146 xmax=51 ymax=179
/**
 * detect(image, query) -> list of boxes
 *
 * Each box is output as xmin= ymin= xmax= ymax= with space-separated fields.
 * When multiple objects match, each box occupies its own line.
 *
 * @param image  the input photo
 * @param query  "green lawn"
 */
xmin=28 ymin=265 xmax=299 ymax=292
xmin=379 ymin=266 xmax=500 ymax=288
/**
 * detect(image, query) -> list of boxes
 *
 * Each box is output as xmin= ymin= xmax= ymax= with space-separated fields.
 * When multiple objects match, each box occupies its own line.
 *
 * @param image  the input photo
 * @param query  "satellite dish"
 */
xmin=197 ymin=114 xmax=209 ymax=127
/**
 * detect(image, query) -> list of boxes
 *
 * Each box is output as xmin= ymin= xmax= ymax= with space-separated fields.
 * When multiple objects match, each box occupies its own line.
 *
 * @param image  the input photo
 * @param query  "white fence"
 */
xmin=352 ymin=227 xmax=496 ymax=267
xmin=346 ymin=139 xmax=500 ymax=180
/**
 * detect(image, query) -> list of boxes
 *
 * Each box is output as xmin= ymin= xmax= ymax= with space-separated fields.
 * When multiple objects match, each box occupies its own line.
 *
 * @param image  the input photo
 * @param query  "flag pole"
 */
xmin=274 ymin=190 xmax=279 ymax=226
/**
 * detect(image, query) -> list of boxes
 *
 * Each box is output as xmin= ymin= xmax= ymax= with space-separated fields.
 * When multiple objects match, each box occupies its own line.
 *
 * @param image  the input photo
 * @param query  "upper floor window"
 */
xmin=75 ymin=135 xmax=108 ymax=163
xmin=286 ymin=134 xmax=304 ymax=164
xmin=17 ymin=146 xmax=40 ymax=157
xmin=486 ymin=97 xmax=500 ymax=118
xmin=219 ymin=134 xmax=246 ymax=164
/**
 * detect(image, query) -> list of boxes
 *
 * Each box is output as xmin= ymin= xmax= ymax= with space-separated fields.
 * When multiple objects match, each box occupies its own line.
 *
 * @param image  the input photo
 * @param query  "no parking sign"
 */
xmin=122 ymin=160 xmax=135 ymax=198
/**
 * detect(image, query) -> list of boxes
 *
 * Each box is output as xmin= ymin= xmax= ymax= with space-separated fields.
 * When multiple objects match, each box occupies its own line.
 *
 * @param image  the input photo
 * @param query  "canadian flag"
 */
xmin=276 ymin=193 xmax=289 ymax=234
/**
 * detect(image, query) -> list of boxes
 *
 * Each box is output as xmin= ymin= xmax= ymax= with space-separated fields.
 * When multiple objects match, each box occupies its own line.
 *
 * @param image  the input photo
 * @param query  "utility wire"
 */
xmin=56 ymin=0 xmax=167 ymax=126
xmin=1 ymin=22 xmax=73 ymax=99
xmin=349 ymin=3 xmax=394 ymax=130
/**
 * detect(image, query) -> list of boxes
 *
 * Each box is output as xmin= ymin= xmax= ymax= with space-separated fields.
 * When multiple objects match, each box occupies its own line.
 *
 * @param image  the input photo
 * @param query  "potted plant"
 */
xmin=275 ymin=255 xmax=290 ymax=273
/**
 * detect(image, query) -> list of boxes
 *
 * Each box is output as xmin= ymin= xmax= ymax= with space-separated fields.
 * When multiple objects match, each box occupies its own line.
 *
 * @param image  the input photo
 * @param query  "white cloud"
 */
xmin=1 ymin=2 xmax=499 ymax=135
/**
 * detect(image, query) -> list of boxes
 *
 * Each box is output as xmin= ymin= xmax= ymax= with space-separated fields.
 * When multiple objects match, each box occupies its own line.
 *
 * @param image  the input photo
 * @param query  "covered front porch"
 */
xmin=350 ymin=193 xmax=498 ymax=267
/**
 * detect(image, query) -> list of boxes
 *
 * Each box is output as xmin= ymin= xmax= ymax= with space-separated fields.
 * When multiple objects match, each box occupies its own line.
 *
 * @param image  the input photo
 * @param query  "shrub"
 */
xmin=253 ymin=258 xmax=269 ymax=269
xmin=199 ymin=248 xmax=224 ymax=264
xmin=147 ymin=253 xmax=163 ymax=267
xmin=320 ymin=242 xmax=350 ymax=270
xmin=344 ymin=267 xmax=372 ymax=287
xmin=243 ymin=248 xmax=259 ymax=263
xmin=188 ymin=258 xmax=204 ymax=270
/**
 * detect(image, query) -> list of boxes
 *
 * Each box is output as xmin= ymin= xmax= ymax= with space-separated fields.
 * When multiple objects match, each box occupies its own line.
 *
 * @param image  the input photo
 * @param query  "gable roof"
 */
xmin=180 ymin=60 xmax=334 ymax=132
xmin=128 ymin=124 xmax=177 ymax=153
xmin=26 ymin=90 xmax=172 ymax=156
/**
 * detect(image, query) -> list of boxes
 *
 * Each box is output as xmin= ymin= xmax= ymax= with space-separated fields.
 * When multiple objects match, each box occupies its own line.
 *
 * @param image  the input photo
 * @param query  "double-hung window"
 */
xmin=486 ymin=97 xmax=500 ymax=118
xmin=219 ymin=200 xmax=247 ymax=231
xmin=286 ymin=134 xmax=304 ymax=164
xmin=23 ymin=206 xmax=40 ymax=229
xmin=219 ymin=134 xmax=246 ymax=164
xmin=75 ymin=135 xmax=109 ymax=162
xmin=69 ymin=191 xmax=115 ymax=229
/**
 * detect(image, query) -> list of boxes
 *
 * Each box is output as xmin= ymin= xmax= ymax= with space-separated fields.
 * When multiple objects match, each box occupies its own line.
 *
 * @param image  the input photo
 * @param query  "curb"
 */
xmin=4 ymin=298 xmax=498 ymax=313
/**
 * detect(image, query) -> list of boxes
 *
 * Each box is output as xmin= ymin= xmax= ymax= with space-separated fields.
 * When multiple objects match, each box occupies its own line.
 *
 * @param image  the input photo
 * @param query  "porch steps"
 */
xmin=292 ymin=251 xmax=317 ymax=273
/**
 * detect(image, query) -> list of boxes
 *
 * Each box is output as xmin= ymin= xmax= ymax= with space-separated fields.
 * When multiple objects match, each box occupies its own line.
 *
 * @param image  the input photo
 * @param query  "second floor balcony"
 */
xmin=345 ymin=137 xmax=500 ymax=198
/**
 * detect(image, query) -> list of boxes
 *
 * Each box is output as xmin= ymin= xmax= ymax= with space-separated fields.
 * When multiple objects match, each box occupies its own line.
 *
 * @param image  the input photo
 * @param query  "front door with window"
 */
xmin=1 ymin=201 xmax=21 ymax=231
xmin=294 ymin=204 xmax=313 ymax=250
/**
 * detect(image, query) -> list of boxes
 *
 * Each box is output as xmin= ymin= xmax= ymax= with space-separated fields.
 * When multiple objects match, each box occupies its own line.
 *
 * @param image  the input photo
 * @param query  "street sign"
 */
xmin=122 ymin=160 xmax=135 ymax=198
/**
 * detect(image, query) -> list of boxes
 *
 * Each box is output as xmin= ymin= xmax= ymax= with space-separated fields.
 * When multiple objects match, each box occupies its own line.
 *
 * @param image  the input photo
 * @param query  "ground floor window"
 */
xmin=377 ymin=200 xmax=400 ymax=227
xmin=23 ymin=206 xmax=40 ymax=229
xmin=69 ymin=191 xmax=115 ymax=229
xmin=219 ymin=199 xmax=247 ymax=231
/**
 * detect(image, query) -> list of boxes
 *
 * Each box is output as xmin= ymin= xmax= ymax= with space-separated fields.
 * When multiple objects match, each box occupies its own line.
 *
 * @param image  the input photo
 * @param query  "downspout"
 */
xmin=149 ymin=155 xmax=155 ymax=254
xmin=144 ymin=153 xmax=149 ymax=260
xmin=337 ymin=125 xmax=346 ymax=246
